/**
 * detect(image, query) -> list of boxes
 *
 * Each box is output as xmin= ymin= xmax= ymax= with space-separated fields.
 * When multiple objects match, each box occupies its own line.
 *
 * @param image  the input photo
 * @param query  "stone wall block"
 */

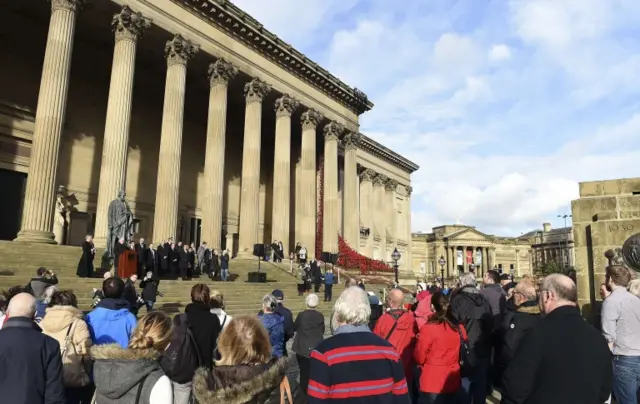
xmin=572 ymin=197 xmax=618 ymax=223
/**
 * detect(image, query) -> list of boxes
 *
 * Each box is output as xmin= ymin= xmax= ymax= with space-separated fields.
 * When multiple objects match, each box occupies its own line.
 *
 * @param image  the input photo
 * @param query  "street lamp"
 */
xmin=438 ymin=255 xmax=446 ymax=289
xmin=391 ymin=248 xmax=401 ymax=285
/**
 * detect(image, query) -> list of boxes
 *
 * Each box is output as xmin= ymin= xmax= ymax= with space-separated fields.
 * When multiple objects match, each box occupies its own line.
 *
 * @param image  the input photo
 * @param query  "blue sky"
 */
xmin=234 ymin=0 xmax=640 ymax=236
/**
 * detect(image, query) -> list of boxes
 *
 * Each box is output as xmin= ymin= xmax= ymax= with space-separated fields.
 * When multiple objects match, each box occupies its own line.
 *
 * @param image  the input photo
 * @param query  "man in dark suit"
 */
xmin=169 ymin=242 xmax=180 ymax=278
xmin=501 ymin=274 xmax=612 ymax=404
xmin=146 ymin=243 xmax=159 ymax=277
xmin=0 ymin=293 xmax=65 ymax=403
xmin=135 ymin=238 xmax=148 ymax=277
xmin=178 ymin=244 xmax=191 ymax=280
xmin=156 ymin=241 xmax=166 ymax=277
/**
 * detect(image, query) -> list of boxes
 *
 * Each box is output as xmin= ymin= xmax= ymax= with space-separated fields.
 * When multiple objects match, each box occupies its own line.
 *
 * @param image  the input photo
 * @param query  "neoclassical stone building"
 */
xmin=0 ymin=1 xmax=418 ymax=269
xmin=412 ymin=225 xmax=533 ymax=281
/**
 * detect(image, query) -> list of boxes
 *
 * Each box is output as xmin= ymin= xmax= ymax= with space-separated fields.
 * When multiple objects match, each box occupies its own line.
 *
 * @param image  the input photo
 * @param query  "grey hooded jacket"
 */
xmin=91 ymin=344 xmax=165 ymax=404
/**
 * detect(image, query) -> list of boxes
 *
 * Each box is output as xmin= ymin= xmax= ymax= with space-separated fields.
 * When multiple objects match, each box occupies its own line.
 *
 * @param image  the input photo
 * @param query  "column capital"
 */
xmin=385 ymin=178 xmax=398 ymax=191
xmin=274 ymin=95 xmax=299 ymax=117
xmin=301 ymin=109 xmax=322 ymax=131
xmin=373 ymin=174 xmax=387 ymax=187
xmin=323 ymin=121 xmax=344 ymax=142
xmin=244 ymin=78 xmax=271 ymax=104
xmin=406 ymin=185 xmax=413 ymax=196
xmin=208 ymin=58 xmax=237 ymax=87
xmin=343 ymin=132 xmax=361 ymax=150
xmin=51 ymin=0 xmax=85 ymax=12
xmin=359 ymin=168 xmax=376 ymax=182
xmin=165 ymin=34 xmax=199 ymax=67
xmin=112 ymin=6 xmax=151 ymax=42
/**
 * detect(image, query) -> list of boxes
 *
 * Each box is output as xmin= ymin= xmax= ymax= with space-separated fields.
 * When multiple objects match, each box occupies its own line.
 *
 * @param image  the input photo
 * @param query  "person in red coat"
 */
xmin=414 ymin=291 xmax=467 ymax=404
xmin=373 ymin=288 xmax=418 ymax=390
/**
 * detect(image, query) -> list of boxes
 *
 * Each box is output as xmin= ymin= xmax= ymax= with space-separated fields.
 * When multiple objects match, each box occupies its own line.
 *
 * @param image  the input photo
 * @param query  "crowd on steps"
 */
xmin=0 ymin=262 xmax=639 ymax=404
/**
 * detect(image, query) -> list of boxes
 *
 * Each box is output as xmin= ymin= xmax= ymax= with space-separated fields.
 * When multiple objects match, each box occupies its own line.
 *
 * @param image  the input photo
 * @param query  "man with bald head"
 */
xmin=501 ymin=274 xmax=612 ymax=404
xmin=495 ymin=279 xmax=541 ymax=387
xmin=373 ymin=288 xmax=418 ymax=392
xmin=0 ymin=293 xmax=65 ymax=403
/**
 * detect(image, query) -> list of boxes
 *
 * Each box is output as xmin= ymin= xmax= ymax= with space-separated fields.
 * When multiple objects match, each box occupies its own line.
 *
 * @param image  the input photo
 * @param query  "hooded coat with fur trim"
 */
xmin=91 ymin=344 xmax=168 ymax=404
xmin=192 ymin=357 xmax=301 ymax=404
xmin=496 ymin=299 xmax=541 ymax=375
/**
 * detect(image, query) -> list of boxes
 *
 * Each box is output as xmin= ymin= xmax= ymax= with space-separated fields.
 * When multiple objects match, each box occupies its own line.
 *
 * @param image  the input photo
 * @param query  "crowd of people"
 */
xmin=1 ymin=260 xmax=639 ymax=404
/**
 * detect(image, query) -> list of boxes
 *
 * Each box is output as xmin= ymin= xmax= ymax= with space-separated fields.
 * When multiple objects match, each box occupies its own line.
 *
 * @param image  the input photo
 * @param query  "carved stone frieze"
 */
xmin=51 ymin=0 xmax=85 ymax=12
xmin=342 ymin=132 xmax=361 ymax=150
xmin=244 ymin=78 xmax=271 ymax=104
xmin=112 ymin=6 xmax=151 ymax=42
xmin=385 ymin=178 xmax=398 ymax=191
xmin=359 ymin=168 xmax=376 ymax=182
xmin=323 ymin=121 xmax=344 ymax=142
xmin=208 ymin=58 xmax=237 ymax=87
xmin=164 ymin=34 xmax=199 ymax=67
xmin=274 ymin=95 xmax=299 ymax=117
xmin=301 ymin=109 xmax=322 ymax=131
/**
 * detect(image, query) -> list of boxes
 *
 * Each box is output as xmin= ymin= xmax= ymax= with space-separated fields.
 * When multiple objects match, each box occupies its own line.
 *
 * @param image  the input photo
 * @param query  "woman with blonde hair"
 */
xmin=40 ymin=290 xmax=92 ymax=403
xmin=91 ymin=311 xmax=173 ymax=404
xmin=193 ymin=315 xmax=299 ymax=404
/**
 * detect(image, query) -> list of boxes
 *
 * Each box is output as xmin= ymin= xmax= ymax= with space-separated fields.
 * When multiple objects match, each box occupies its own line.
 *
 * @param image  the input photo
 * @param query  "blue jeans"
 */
xmin=221 ymin=268 xmax=229 ymax=281
xmin=145 ymin=301 xmax=154 ymax=312
xmin=613 ymin=355 xmax=640 ymax=404
xmin=461 ymin=356 xmax=489 ymax=403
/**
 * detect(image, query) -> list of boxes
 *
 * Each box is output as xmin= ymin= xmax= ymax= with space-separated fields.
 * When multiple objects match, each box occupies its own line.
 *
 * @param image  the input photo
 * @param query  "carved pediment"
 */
xmin=446 ymin=228 xmax=491 ymax=242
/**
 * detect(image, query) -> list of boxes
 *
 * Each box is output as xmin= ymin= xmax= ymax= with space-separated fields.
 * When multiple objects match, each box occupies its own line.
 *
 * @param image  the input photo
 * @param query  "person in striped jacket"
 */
xmin=308 ymin=286 xmax=410 ymax=404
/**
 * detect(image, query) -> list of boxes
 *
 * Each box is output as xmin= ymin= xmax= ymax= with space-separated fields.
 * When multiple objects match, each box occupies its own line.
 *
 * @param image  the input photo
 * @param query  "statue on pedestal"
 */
xmin=106 ymin=190 xmax=133 ymax=259
xmin=53 ymin=185 xmax=71 ymax=245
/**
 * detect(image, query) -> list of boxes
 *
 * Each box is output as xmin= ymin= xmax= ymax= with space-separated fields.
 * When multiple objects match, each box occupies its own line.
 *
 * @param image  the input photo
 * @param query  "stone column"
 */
xmin=271 ymin=95 xmax=299 ymax=253
xmin=385 ymin=179 xmax=398 ymax=247
xmin=201 ymin=59 xmax=237 ymax=249
xmin=359 ymin=169 xmax=375 ymax=257
xmin=238 ymin=78 xmax=271 ymax=254
xmin=152 ymin=35 xmax=198 ymax=242
xmin=405 ymin=186 xmax=413 ymax=273
xmin=482 ymin=247 xmax=488 ymax=275
xmin=15 ymin=0 xmax=84 ymax=243
xmin=297 ymin=109 xmax=321 ymax=255
xmin=322 ymin=121 xmax=343 ymax=253
xmin=372 ymin=174 xmax=387 ymax=259
xmin=342 ymin=132 xmax=361 ymax=249
xmin=93 ymin=6 xmax=150 ymax=247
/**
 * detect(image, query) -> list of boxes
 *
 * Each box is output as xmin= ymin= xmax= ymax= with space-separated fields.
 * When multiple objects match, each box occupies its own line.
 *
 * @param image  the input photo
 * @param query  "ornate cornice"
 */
xmin=301 ymin=109 xmax=322 ymax=131
xmin=274 ymin=95 xmax=299 ymax=117
xmin=165 ymin=34 xmax=199 ymax=66
xmin=112 ymin=6 xmax=151 ymax=42
xmin=169 ymin=0 xmax=373 ymax=115
xmin=208 ymin=58 xmax=237 ymax=87
xmin=385 ymin=178 xmax=398 ymax=192
xmin=323 ymin=121 xmax=344 ymax=142
xmin=359 ymin=134 xmax=419 ymax=174
xmin=342 ymin=132 xmax=361 ymax=151
xmin=373 ymin=174 xmax=387 ymax=187
xmin=359 ymin=168 xmax=376 ymax=182
xmin=244 ymin=78 xmax=271 ymax=104
xmin=51 ymin=0 xmax=85 ymax=12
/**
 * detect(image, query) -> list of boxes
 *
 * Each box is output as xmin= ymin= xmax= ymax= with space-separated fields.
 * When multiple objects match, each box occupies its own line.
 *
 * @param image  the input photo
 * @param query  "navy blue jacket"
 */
xmin=0 ymin=317 xmax=65 ymax=404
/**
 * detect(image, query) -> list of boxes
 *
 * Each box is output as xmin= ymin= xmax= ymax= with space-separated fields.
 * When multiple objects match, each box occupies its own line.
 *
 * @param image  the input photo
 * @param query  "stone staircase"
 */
xmin=0 ymin=241 xmax=386 ymax=320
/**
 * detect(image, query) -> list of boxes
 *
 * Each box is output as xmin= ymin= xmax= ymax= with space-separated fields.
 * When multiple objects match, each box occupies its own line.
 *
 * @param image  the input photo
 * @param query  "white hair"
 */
xmin=306 ymin=293 xmax=319 ymax=308
xmin=262 ymin=294 xmax=278 ymax=312
xmin=459 ymin=272 xmax=477 ymax=288
xmin=332 ymin=286 xmax=371 ymax=327
xmin=42 ymin=286 xmax=58 ymax=305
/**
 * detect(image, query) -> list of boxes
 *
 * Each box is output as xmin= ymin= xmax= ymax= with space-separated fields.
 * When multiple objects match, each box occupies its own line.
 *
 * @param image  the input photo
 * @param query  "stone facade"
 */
xmin=0 ymin=1 xmax=418 ymax=271
xmin=571 ymin=177 xmax=640 ymax=320
xmin=412 ymin=225 xmax=533 ymax=282
xmin=522 ymin=222 xmax=575 ymax=271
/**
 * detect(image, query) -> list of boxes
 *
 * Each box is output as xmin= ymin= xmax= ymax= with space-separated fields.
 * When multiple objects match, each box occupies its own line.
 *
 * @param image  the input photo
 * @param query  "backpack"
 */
xmin=160 ymin=313 xmax=201 ymax=384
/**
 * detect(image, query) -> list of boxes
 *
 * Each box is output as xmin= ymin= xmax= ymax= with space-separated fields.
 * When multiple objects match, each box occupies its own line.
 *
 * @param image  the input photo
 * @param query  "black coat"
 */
xmin=76 ymin=240 xmax=94 ymax=278
xmin=292 ymin=309 xmax=325 ymax=357
xmin=145 ymin=248 xmax=159 ymax=275
xmin=501 ymin=306 xmax=612 ymax=404
xmin=0 ymin=317 xmax=65 ymax=404
xmin=135 ymin=243 xmax=147 ymax=265
xmin=123 ymin=279 xmax=138 ymax=311
xmin=495 ymin=300 xmax=541 ymax=381
xmin=139 ymin=278 xmax=159 ymax=302
xmin=450 ymin=287 xmax=494 ymax=358
xmin=179 ymin=249 xmax=191 ymax=270
xmin=159 ymin=244 xmax=170 ymax=271
xmin=185 ymin=302 xmax=222 ymax=369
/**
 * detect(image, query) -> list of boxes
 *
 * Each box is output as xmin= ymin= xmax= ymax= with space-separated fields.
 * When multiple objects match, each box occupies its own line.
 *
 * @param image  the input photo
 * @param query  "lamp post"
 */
xmin=558 ymin=213 xmax=572 ymax=269
xmin=438 ymin=255 xmax=446 ymax=288
xmin=391 ymin=248 xmax=401 ymax=285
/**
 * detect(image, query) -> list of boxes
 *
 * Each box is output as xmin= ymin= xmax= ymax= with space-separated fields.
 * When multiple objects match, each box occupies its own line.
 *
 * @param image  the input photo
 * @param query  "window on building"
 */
xmin=510 ymin=264 xmax=514 ymax=270
xmin=132 ymin=218 xmax=141 ymax=234
xmin=498 ymin=263 xmax=503 ymax=270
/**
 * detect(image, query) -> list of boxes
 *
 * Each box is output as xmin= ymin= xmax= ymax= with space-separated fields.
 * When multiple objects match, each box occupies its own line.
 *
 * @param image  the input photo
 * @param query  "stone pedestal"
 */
xmin=94 ymin=6 xmax=150 ymax=248
xmin=322 ymin=122 xmax=343 ymax=253
xmin=202 ymin=59 xmax=236 ymax=249
xmin=297 ymin=110 xmax=321 ymax=255
xmin=271 ymin=95 xmax=298 ymax=253
xmin=152 ymin=35 xmax=198 ymax=242
xmin=238 ymin=78 xmax=271 ymax=254
xmin=342 ymin=133 xmax=360 ymax=249
xmin=15 ymin=0 xmax=83 ymax=244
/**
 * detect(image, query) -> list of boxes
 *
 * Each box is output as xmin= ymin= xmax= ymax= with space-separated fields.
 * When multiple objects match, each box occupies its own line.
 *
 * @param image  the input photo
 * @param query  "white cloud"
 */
xmin=489 ymin=44 xmax=511 ymax=61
